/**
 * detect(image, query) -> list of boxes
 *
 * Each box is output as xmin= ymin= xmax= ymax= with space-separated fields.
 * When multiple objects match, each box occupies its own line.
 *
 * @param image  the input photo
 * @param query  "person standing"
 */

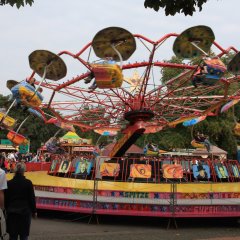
xmin=0 ymin=155 xmax=8 ymax=239
xmin=5 ymin=162 xmax=37 ymax=240
xmin=7 ymin=152 xmax=16 ymax=162
xmin=0 ymin=155 xmax=7 ymax=208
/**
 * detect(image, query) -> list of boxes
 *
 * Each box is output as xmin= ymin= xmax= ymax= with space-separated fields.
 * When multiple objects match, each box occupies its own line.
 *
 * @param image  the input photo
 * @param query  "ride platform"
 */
xmin=7 ymin=170 xmax=240 ymax=218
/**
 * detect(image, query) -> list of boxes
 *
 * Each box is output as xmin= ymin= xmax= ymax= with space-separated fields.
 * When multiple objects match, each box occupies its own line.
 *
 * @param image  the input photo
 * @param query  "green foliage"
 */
xmin=76 ymin=128 xmax=99 ymax=144
xmin=158 ymin=126 xmax=191 ymax=149
xmin=137 ymin=111 xmax=238 ymax=158
xmin=221 ymin=52 xmax=235 ymax=66
xmin=190 ymin=113 xmax=237 ymax=158
xmin=0 ymin=0 xmax=33 ymax=8
xmin=0 ymin=95 xmax=109 ymax=152
xmin=0 ymin=95 xmax=59 ymax=152
xmin=136 ymin=124 xmax=192 ymax=150
xmin=161 ymin=56 xmax=184 ymax=84
xmin=76 ymin=105 xmax=106 ymax=126
xmin=0 ymin=94 xmax=9 ymax=108
xmin=138 ymin=52 xmax=239 ymax=158
xmin=144 ymin=0 xmax=208 ymax=16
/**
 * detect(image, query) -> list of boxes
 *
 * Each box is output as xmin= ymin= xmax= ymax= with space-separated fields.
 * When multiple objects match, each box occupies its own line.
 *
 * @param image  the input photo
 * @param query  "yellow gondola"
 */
xmin=11 ymin=81 xmax=43 ymax=108
xmin=92 ymin=64 xmax=123 ymax=89
xmin=191 ymin=139 xmax=205 ymax=148
xmin=234 ymin=123 xmax=240 ymax=136
xmin=90 ymin=27 xmax=136 ymax=89
xmin=18 ymin=85 xmax=43 ymax=107
xmin=0 ymin=112 xmax=16 ymax=129
xmin=145 ymin=149 xmax=159 ymax=156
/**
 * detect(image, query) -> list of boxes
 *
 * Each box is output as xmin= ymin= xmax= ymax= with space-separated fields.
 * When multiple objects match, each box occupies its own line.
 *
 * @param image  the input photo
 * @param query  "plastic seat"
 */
xmin=7 ymin=130 xmax=29 ymax=145
xmin=11 ymin=81 xmax=43 ymax=107
xmin=234 ymin=123 xmax=240 ymax=136
xmin=202 ymin=58 xmax=227 ymax=85
xmin=191 ymin=139 xmax=205 ymax=148
xmin=92 ymin=64 xmax=123 ymax=89
xmin=145 ymin=149 xmax=159 ymax=156
xmin=0 ymin=112 xmax=16 ymax=128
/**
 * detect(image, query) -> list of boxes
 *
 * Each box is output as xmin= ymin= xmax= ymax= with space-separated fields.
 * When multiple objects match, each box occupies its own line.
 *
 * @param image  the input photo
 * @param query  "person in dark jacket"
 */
xmin=5 ymin=162 xmax=37 ymax=240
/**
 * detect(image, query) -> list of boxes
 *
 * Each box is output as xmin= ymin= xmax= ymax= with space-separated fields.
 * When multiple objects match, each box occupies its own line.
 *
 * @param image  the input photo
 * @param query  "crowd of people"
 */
xmin=0 ymin=152 xmax=27 ymax=173
xmin=0 ymin=151 xmax=51 ymax=173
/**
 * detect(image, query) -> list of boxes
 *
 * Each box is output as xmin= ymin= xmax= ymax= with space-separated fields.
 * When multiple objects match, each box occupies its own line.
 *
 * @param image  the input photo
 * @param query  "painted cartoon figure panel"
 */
xmin=58 ymin=160 xmax=70 ymax=174
xmin=231 ymin=164 xmax=240 ymax=177
xmin=100 ymin=163 xmax=120 ymax=177
xmin=193 ymin=164 xmax=210 ymax=180
xmin=75 ymin=160 xmax=93 ymax=175
xmin=215 ymin=164 xmax=229 ymax=179
xmin=130 ymin=164 xmax=151 ymax=178
xmin=49 ymin=159 xmax=58 ymax=173
xmin=162 ymin=164 xmax=183 ymax=179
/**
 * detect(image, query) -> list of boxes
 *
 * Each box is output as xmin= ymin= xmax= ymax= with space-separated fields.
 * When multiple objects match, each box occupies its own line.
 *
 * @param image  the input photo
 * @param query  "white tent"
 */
xmin=192 ymin=146 xmax=227 ymax=158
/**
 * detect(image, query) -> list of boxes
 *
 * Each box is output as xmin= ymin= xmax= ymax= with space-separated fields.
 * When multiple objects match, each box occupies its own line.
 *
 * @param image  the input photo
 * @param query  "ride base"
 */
xmin=7 ymin=166 xmax=240 ymax=218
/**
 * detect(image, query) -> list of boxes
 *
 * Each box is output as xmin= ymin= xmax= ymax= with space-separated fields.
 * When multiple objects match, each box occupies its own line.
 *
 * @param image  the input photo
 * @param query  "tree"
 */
xmin=161 ymin=56 xmax=184 ymax=84
xmin=0 ymin=0 xmax=33 ymax=8
xmin=144 ymin=0 xmax=208 ymax=16
xmin=136 ymin=52 xmax=239 ymax=158
xmin=0 ymin=94 xmax=59 ymax=152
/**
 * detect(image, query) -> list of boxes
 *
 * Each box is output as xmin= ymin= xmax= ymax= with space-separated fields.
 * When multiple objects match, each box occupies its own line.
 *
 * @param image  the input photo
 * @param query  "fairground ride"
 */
xmin=5 ymin=26 xmax=240 ymax=220
xmin=38 ymin=26 xmax=240 ymax=158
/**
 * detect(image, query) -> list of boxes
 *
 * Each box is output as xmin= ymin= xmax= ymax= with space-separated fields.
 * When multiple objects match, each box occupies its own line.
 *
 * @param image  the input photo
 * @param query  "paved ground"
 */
xmin=27 ymin=211 xmax=240 ymax=240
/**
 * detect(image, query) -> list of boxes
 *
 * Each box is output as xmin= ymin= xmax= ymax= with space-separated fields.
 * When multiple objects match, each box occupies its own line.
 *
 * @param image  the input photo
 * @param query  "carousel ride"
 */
xmin=4 ymin=25 xmax=240 ymax=218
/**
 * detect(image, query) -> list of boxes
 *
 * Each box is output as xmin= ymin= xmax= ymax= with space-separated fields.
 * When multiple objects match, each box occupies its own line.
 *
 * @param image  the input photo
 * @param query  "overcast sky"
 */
xmin=0 ymin=0 xmax=239 ymax=99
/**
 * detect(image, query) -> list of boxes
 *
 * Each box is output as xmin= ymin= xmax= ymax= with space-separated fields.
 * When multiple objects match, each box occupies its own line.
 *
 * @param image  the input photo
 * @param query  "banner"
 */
xmin=215 ymin=164 xmax=229 ymax=179
xmin=237 ymin=146 xmax=240 ymax=163
xmin=231 ymin=164 xmax=240 ymax=177
xmin=130 ymin=164 xmax=151 ymax=178
xmin=75 ymin=161 xmax=92 ymax=175
xmin=162 ymin=164 xmax=183 ymax=179
xmin=100 ymin=163 xmax=120 ymax=177
xmin=192 ymin=164 xmax=210 ymax=180
xmin=49 ymin=160 xmax=58 ymax=173
xmin=58 ymin=160 xmax=70 ymax=173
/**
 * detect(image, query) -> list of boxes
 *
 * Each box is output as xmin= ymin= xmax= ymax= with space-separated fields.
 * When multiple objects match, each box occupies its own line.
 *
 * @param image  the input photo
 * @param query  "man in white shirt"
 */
xmin=0 ymin=155 xmax=7 ymax=240
xmin=0 ymin=157 xmax=7 ymax=209
xmin=7 ymin=152 xmax=16 ymax=162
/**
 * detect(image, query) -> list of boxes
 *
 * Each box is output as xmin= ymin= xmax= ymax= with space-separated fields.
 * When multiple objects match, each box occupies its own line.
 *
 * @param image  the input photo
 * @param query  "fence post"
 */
xmin=88 ymin=164 xmax=100 ymax=224
xmin=167 ymin=182 xmax=178 ymax=229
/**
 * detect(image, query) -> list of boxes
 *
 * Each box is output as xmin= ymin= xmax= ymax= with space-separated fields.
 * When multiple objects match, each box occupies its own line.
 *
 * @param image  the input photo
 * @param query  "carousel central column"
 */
xmin=109 ymin=109 xmax=154 ymax=158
